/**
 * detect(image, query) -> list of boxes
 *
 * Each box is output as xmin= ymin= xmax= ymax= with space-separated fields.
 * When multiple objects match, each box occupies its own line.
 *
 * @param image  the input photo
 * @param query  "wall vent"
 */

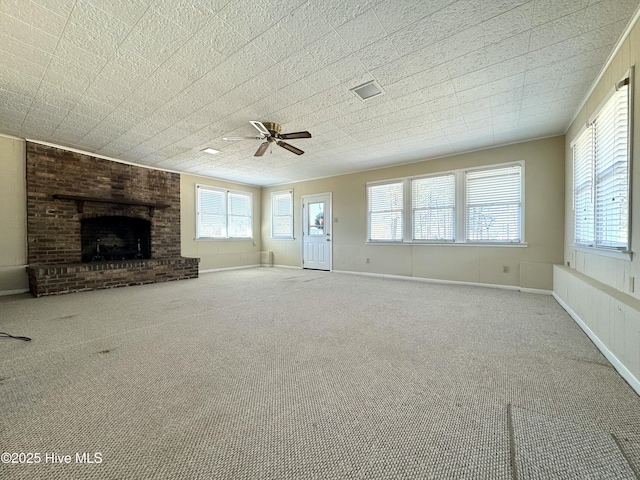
xmin=261 ymin=251 xmax=273 ymax=266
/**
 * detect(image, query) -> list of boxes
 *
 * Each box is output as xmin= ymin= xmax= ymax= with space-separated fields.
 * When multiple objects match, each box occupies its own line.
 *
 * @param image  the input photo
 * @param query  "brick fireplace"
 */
xmin=25 ymin=142 xmax=199 ymax=297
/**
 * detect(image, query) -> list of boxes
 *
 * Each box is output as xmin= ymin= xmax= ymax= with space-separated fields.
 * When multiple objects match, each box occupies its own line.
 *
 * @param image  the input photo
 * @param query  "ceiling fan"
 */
xmin=223 ymin=121 xmax=312 ymax=157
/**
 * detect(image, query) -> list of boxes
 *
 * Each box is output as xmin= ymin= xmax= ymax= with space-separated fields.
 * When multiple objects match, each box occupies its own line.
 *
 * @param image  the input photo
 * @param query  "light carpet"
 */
xmin=0 ymin=268 xmax=638 ymax=479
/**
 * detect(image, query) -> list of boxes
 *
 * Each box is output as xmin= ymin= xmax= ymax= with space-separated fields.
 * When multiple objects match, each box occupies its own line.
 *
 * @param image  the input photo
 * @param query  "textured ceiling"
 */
xmin=1 ymin=0 xmax=639 ymax=186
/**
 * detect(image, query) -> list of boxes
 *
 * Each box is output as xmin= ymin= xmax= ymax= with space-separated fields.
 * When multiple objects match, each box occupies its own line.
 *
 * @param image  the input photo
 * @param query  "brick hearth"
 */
xmin=25 ymin=142 xmax=199 ymax=296
xmin=26 ymin=258 xmax=199 ymax=297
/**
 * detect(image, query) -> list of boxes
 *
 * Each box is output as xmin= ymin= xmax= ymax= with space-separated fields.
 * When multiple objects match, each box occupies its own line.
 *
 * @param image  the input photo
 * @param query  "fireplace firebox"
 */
xmin=81 ymin=216 xmax=151 ymax=262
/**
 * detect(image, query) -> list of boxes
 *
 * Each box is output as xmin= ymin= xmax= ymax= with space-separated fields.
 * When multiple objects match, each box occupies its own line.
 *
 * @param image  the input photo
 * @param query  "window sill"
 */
xmin=365 ymin=241 xmax=528 ymax=247
xmin=572 ymin=245 xmax=632 ymax=261
xmin=195 ymin=237 xmax=254 ymax=241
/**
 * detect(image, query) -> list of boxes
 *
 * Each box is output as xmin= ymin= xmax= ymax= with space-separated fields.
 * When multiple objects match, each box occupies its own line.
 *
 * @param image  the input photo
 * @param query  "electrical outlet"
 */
xmin=334 ymin=217 xmax=338 ymax=223
xmin=503 ymin=266 xmax=509 ymax=273
xmin=366 ymin=258 xmax=370 ymax=264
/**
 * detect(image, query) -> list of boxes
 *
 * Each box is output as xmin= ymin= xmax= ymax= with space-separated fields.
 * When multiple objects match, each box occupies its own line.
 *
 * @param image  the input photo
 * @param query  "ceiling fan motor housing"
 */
xmin=262 ymin=122 xmax=282 ymax=137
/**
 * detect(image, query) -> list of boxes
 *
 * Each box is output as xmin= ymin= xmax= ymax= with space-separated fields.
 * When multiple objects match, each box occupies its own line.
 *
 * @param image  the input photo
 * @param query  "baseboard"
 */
xmin=553 ymin=292 xmax=640 ymax=397
xmin=201 ymin=264 xmax=303 ymax=273
xmin=199 ymin=264 xmax=261 ymax=274
xmin=0 ymin=288 xmax=30 ymax=297
xmin=198 ymin=266 xmax=553 ymax=294
xmin=332 ymin=270 xmax=551 ymax=294
xmin=520 ymin=287 xmax=553 ymax=295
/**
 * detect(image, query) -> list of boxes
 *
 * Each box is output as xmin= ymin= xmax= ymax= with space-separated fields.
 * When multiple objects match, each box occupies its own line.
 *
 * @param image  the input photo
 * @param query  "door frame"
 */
xmin=301 ymin=192 xmax=332 ymax=271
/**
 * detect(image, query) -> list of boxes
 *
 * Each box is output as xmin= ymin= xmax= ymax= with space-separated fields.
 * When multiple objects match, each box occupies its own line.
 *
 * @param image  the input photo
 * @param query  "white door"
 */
xmin=302 ymin=193 xmax=332 ymax=271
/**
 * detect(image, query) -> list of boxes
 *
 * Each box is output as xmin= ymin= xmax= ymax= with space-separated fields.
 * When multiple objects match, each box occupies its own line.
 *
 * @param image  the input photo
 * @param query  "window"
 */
xmin=367 ymin=163 xmax=523 ymax=244
xmin=368 ymin=181 xmax=403 ymax=241
xmin=271 ymin=190 xmax=293 ymax=239
xmin=411 ymin=175 xmax=455 ymax=241
xmin=465 ymin=165 xmax=522 ymax=242
xmin=572 ymin=73 xmax=630 ymax=251
xmin=196 ymin=185 xmax=252 ymax=239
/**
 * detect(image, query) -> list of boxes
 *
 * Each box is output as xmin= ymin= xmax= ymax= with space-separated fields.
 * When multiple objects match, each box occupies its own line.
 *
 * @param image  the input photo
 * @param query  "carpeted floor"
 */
xmin=0 ymin=268 xmax=639 ymax=479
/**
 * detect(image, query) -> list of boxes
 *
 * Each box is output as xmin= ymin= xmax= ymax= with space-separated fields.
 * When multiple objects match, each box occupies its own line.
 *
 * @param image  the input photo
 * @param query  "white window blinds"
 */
xmin=572 ymin=75 xmax=630 ymax=250
xmin=368 ymin=181 xmax=403 ymax=241
xmin=197 ymin=187 xmax=226 ymax=238
xmin=228 ymin=191 xmax=252 ymax=238
xmin=272 ymin=190 xmax=293 ymax=238
xmin=366 ymin=163 xmax=523 ymax=244
xmin=196 ymin=186 xmax=252 ymax=239
xmin=465 ymin=165 xmax=522 ymax=242
xmin=573 ymin=127 xmax=594 ymax=245
xmin=411 ymin=175 xmax=455 ymax=241
xmin=594 ymin=82 xmax=629 ymax=248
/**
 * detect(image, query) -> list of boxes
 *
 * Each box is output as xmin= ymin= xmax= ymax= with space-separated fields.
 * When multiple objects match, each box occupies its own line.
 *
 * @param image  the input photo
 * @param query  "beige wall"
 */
xmin=180 ymin=173 xmax=261 ymax=271
xmin=0 ymin=135 xmax=28 ymax=294
xmin=558 ymin=17 xmax=640 ymax=393
xmin=262 ymin=136 xmax=565 ymax=290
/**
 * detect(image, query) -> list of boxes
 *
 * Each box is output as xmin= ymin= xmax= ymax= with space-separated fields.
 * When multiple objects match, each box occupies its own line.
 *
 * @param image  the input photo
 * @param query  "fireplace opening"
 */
xmin=81 ymin=216 xmax=151 ymax=262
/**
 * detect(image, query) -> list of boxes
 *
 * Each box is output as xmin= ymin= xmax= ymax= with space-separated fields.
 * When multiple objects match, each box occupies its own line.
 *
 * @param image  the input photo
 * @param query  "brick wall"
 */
xmin=26 ymin=258 xmax=200 ymax=297
xmin=25 ymin=142 xmax=199 ymax=296
xmin=26 ymin=142 xmax=182 ymax=264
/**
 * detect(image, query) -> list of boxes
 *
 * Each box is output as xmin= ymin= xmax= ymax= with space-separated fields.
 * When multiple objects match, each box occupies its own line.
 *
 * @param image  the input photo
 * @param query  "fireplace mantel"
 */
xmin=53 ymin=194 xmax=170 ymax=217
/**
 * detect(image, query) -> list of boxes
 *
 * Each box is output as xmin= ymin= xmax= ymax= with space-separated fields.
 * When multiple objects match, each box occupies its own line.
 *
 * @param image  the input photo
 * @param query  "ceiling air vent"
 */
xmin=351 ymin=80 xmax=384 ymax=101
xmin=201 ymin=148 xmax=220 ymax=155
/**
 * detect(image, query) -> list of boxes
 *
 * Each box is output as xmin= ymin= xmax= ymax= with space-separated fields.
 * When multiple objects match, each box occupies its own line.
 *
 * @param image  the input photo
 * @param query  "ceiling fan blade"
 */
xmin=279 ymin=131 xmax=312 ymax=140
xmin=254 ymin=142 xmax=269 ymax=157
xmin=250 ymin=121 xmax=271 ymax=136
xmin=277 ymin=141 xmax=304 ymax=155
xmin=223 ymin=136 xmax=261 ymax=141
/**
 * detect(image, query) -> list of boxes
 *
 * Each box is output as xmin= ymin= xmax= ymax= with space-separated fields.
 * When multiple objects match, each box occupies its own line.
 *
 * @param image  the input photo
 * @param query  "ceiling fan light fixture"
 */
xmin=202 ymin=148 xmax=221 ymax=155
xmin=351 ymin=80 xmax=384 ymax=101
xmin=250 ymin=120 xmax=272 ymax=136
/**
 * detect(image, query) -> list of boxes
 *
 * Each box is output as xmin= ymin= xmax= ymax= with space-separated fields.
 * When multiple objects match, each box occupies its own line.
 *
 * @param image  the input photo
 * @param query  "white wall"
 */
xmin=556 ymin=15 xmax=640 ymax=394
xmin=0 ymin=135 xmax=28 ymax=295
xmin=554 ymin=266 xmax=640 ymax=394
